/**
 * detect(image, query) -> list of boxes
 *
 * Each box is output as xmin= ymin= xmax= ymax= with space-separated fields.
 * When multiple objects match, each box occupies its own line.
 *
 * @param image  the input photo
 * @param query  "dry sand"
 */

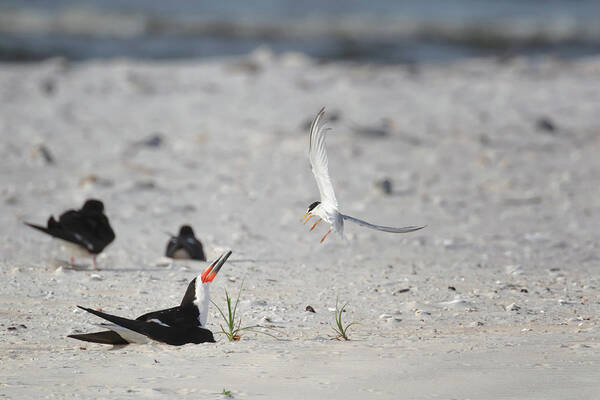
xmin=1 ymin=50 xmax=600 ymax=399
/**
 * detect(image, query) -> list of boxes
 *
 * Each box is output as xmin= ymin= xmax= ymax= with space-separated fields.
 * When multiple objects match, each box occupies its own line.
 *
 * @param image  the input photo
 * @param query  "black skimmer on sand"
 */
xmin=24 ymin=199 xmax=115 ymax=268
xmin=165 ymin=225 xmax=206 ymax=261
xmin=68 ymin=250 xmax=232 ymax=346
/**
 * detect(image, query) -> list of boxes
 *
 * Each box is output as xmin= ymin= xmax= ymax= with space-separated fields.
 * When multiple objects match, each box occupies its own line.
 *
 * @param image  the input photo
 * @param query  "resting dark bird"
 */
xmin=68 ymin=250 xmax=231 ymax=346
xmin=24 ymin=199 xmax=115 ymax=268
xmin=165 ymin=225 xmax=206 ymax=261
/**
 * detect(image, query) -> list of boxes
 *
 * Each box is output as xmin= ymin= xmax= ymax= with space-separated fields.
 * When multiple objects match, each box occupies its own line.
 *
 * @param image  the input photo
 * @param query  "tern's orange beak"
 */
xmin=201 ymin=250 xmax=232 ymax=283
xmin=303 ymin=213 xmax=312 ymax=224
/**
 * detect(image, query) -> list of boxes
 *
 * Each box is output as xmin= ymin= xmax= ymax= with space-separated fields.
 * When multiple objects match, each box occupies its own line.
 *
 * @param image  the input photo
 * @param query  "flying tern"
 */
xmin=303 ymin=108 xmax=425 ymax=242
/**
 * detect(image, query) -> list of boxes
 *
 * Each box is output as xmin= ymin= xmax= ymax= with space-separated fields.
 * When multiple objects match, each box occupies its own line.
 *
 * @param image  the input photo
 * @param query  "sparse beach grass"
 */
xmin=332 ymin=297 xmax=358 ymax=341
xmin=212 ymin=282 xmax=279 ymax=341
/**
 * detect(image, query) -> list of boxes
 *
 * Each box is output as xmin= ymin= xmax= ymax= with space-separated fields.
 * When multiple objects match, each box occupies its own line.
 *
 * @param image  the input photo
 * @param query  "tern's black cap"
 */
xmin=307 ymin=201 xmax=321 ymax=212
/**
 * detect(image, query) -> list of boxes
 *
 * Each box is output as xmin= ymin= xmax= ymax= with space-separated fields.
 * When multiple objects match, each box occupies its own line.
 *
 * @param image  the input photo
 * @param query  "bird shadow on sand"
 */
xmin=103 ymin=267 xmax=186 ymax=273
xmin=52 ymin=258 xmax=287 ymax=273
xmin=52 ymin=259 xmax=171 ymax=273
xmin=51 ymin=259 xmax=92 ymax=271
xmin=226 ymin=258 xmax=287 ymax=264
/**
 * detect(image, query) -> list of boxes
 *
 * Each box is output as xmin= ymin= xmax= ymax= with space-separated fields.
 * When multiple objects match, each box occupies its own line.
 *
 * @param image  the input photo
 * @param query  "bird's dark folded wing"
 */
xmin=137 ymin=306 xmax=215 ymax=344
xmin=137 ymin=305 xmax=200 ymax=328
xmin=165 ymin=237 xmax=179 ymax=257
xmin=77 ymin=306 xmax=156 ymax=336
xmin=90 ymin=214 xmax=116 ymax=248
xmin=24 ymin=221 xmax=52 ymax=235
xmin=166 ymin=237 xmax=205 ymax=261
xmin=179 ymin=238 xmax=206 ymax=261
xmin=60 ymin=212 xmax=115 ymax=253
xmin=68 ymin=330 xmax=129 ymax=345
xmin=77 ymin=306 xmax=213 ymax=345
xmin=54 ymin=211 xmax=94 ymax=249
xmin=342 ymin=214 xmax=426 ymax=233
xmin=185 ymin=238 xmax=206 ymax=261
xmin=25 ymin=217 xmax=82 ymax=245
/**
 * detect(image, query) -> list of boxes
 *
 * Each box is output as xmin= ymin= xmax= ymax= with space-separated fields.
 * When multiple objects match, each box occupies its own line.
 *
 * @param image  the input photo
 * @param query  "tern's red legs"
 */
xmin=310 ymin=218 xmax=322 ymax=231
xmin=320 ymin=230 xmax=331 ymax=243
xmin=70 ymin=256 xmax=74 ymax=265
xmin=93 ymin=256 xmax=98 ymax=269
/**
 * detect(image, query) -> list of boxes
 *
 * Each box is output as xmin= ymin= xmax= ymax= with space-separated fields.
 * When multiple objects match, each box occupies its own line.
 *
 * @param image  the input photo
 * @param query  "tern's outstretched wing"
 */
xmin=309 ymin=108 xmax=338 ymax=208
xmin=342 ymin=214 xmax=426 ymax=233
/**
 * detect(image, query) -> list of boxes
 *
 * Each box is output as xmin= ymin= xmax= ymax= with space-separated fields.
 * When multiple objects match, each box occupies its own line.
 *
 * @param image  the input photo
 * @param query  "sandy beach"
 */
xmin=1 ymin=51 xmax=600 ymax=399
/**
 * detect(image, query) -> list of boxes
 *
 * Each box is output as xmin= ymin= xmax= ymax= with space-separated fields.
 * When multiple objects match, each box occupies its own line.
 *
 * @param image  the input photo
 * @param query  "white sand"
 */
xmin=1 ymin=51 xmax=600 ymax=399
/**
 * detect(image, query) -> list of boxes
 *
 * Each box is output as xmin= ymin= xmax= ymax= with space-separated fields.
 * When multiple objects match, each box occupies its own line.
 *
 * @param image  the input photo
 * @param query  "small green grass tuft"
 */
xmin=211 ymin=282 xmax=279 ymax=341
xmin=221 ymin=388 xmax=233 ymax=398
xmin=332 ymin=297 xmax=358 ymax=341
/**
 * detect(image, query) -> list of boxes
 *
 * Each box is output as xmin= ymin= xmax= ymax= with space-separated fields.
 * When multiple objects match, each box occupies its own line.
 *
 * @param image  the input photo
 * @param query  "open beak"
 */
xmin=201 ymin=250 xmax=232 ymax=283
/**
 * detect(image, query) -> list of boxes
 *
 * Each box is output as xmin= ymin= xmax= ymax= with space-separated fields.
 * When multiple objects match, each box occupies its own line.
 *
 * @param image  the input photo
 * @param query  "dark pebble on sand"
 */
xmin=536 ymin=117 xmax=557 ymax=133
xmin=305 ymin=305 xmax=316 ymax=313
xmin=134 ymin=180 xmax=156 ymax=190
xmin=33 ymin=144 xmax=54 ymax=164
xmin=7 ymin=324 xmax=26 ymax=331
xmin=5 ymin=194 xmax=18 ymax=205
xmin=375 ymin=178 xmax=393 ymax=195
xmin=40 ymin=78 xmax=56 ymax=95
xmin=79 ymin=174 xmax=114 ymax=188
xmin=141 ymin=134 xmax=163 ymax=147
xmin=352 ymin=125 xmax=388 ymax=138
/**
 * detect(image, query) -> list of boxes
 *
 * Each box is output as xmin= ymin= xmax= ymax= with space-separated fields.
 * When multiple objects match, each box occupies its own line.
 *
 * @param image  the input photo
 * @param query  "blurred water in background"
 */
xmin=1 ymin=0 xmax=600 ymax=63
